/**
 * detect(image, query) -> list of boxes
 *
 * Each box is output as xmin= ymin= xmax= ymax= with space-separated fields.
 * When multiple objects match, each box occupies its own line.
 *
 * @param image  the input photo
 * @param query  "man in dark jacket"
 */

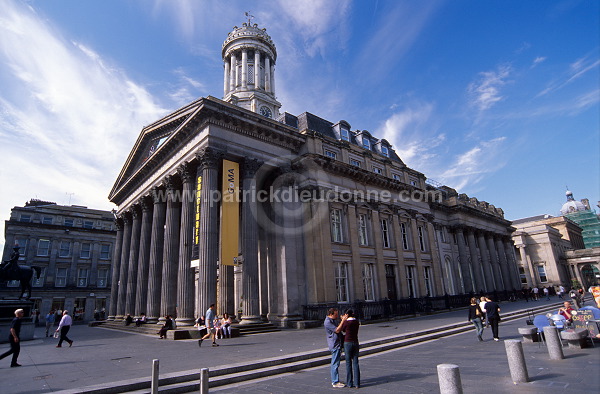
xmin=0 ymin=308 xmax=24 ymax=367
xmin=485 ymin=298 xmax=501 ymax=341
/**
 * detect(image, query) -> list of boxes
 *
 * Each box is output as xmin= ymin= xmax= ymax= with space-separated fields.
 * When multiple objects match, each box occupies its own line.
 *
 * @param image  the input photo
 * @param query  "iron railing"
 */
xmin=302 ymin=290 xmax=522 ymax=321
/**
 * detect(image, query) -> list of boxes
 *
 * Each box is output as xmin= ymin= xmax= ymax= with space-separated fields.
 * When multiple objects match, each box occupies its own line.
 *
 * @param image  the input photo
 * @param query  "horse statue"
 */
xmin=0 ymin=246 xmax=41 ymax=299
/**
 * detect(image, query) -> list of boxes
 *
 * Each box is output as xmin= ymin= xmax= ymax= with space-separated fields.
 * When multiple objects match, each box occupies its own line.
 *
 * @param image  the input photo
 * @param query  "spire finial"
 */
xmin=245 ymin=11 xmax=254 ymax=25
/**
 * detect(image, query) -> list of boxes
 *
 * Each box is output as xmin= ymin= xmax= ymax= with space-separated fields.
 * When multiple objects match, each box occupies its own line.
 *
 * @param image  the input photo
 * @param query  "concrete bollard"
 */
xmin=151 ymin=359 xmax=159 ymax=394
xmin=437 ymin=364 xmax=463 ymax=394
xmin=504 ymin=340 xmax=529 ymax=383
xmin=200 ymin=367 xmax=209 ymax=394
xmin=544 ymin=326 xmax=564 ymax=360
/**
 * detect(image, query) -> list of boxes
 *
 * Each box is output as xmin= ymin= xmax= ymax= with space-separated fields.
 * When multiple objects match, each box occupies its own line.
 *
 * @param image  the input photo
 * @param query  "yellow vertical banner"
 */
xmin=194 ymin=175 xmax=202 ymax=245
xmin=221 ymin=160 xmax=239 ymax=266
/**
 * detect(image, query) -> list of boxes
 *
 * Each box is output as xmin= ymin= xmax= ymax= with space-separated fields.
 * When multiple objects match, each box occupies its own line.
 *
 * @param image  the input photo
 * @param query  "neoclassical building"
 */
xmin=108 ymin=22 xmax=520 ymax=327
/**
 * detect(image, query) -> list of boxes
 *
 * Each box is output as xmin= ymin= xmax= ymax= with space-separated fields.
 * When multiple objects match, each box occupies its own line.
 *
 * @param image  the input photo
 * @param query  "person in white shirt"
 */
xmin=558 ymin=285 xmax=565 ymax=299
xmin=56 ymin=310 xmax=73 ymax=348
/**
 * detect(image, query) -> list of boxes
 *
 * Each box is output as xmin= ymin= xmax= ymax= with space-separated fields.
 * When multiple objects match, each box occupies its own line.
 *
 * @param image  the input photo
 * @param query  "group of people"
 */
xmin=125 ymin=313 xmax=147 ymax=327
xmin=522 ymin=285 xmax=591 ymax=307
xmin=468 ymin=296 xmax=501 ymax=342
xmin=155 ymin=305 xmax=233 ymax=345
xmin=324 ymin=308 xmax=361 ymax=389
xmin=1 ymin=307 xmax=75 ymax=367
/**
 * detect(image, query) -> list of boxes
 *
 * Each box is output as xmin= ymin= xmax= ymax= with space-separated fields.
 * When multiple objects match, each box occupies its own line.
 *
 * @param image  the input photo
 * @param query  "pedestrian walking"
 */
xmin=532 ymin=286 xmax=539 ymax=301
xmin=468 ymin=298 xmax=484 ymax=341
xmin=543 ymin=286 xmax=550 ymax=300
xmin=324 ymin=308 xmax=345 ymax=388
xmin=558 ymin=285 xmax=565 ymax=299
xmin=569 ymin=288 xmax=581 ymax=308
xmin=56 ymin=310 xmax=73 ymax=348
xmin=0 ymin=308 xmax=24 ymax=367
xmin=337 ymin=309 xmax=360 ymax=389
xmin=484 ymin=297 xmax=501 ymax=341
xmin=198 ymin=304 xmax=218 ymax=347
xmin=45 ymin=309 xmax=56 ymax=337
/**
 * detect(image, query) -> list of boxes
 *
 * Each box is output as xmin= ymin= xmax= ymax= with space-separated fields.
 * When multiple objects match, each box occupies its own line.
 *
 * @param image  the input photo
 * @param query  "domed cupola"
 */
xmin=560 ymin=189 xmax=587 ymax=215
xmin=222 ymin=18 xmax=281 ymax=119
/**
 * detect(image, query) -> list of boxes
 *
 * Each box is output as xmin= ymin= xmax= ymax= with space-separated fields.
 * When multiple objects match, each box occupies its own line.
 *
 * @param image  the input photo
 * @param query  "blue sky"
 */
xmin=0 ymin=0 xmax=598 ymax=246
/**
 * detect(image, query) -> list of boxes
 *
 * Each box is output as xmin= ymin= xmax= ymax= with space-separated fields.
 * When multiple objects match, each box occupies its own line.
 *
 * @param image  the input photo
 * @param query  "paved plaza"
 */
xmin=1 ymin=298 xmax=598 ymax=393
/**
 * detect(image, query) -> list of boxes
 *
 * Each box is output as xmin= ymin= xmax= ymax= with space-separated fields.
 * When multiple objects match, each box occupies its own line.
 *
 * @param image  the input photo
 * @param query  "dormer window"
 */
xmin=363 ymin=138 xmax=371 ymax=150
xmin=381 ymin=146 xmax=389 ymax=157
xmin=341 ymin=128 xmax=350 ymax=142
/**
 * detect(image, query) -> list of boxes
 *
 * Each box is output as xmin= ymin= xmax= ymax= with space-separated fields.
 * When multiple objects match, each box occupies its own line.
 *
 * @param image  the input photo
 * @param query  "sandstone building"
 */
xmin=1 ymin=200 xmax=116 ymax=321
xmin=108 ymin=22 xmax=520 ymax=327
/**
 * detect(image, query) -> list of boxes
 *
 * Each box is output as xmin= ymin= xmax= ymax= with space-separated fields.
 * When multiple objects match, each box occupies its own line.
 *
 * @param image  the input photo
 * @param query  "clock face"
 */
xmin=260 ymin=106 xmax=272 ymax=118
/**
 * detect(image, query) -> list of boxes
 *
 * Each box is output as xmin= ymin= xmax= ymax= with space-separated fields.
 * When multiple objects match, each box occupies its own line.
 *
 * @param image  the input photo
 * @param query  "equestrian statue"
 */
xmin=0 ymin=246 xmax=41 ymax=299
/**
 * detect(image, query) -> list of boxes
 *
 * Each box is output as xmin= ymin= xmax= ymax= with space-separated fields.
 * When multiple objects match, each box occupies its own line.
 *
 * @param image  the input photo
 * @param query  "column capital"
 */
xmin=164 ymin=174 xmax=182 ymax=192
xmin=114 ymin=217 xmax=124 ymax=231
xmin=243 ymin=157 xmax=263 ymax=178
xmin=151 ymin=186 xmax=166 ymax=205
xmin=177 ymin=161 xmax=197 ymax=184
xmin=196 ymin=147 xmax=223 ymax=170
xmin=129 ymin=204 xmax=142 ymax=220
xmin=140 ymin=196 xmax=153 ymax=212
xmin=122 ymin=211 xmax=133 ymax=225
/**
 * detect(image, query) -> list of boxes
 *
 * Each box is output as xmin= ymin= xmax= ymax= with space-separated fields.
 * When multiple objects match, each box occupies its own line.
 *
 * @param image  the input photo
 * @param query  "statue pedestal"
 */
xmin=0 ymin=299 xmax=34 ymax=343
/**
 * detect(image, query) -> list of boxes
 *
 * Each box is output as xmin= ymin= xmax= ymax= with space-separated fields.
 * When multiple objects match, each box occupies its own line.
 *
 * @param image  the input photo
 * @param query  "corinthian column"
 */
xmin=134 ymin=197 xmax=153 ymax=316
xmin=477 ymin=231 xmax=494 ymax=291
xmin=108 ymin=218 xmax=124 ymax=320
xmin=241 ymin=49 xmax=248 ymax=88
xmin=196 ymin=147 xmax=222 ymax=317
xmin=495 ymin=237 xmax=511 ymax=290
xmin=466 ymin=229 xmax=485 ymax=293
xmin=241 ymin=157 xmax=262 ymax=324
xmin=176 ymin=162 xmax=197 ymax=326
xmin=160 ymin=175 xmax=182 ymax=320
xmin=264 ymin=56 xmax=271 ymax=92
xmin=254 ymin=51 xmax=261 ymax=87
xmin=146 ymin=187 xmax=166 ymax=323
xmin=124 ymin=205 xmax=142 ymax=316
xmin=116 ymin=213 xmax=132 ymax=320
xmin=486 ymin=235 xmax=503 ymax=290
xmin=454 ymin=227 xmax=474 ymax=293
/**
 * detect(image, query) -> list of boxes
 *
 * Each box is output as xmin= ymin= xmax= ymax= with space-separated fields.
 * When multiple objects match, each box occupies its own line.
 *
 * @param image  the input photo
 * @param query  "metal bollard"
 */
xmin=199 ymin=367 xmax=209 ymax=394
xmin=504 ymin=340 xmax=529 ymax=383
xmin=437 ymin=364 xmax=463 ymax=394
xmin=544 ymin=326 xmax=564 ymax=360
xmin=151 ymin=359 xmax=159 ymax=394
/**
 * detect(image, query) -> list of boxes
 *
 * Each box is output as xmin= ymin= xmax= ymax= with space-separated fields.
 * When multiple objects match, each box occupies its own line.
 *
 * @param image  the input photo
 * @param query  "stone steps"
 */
xmin=56 ymin=302 xmax=562 ymax=394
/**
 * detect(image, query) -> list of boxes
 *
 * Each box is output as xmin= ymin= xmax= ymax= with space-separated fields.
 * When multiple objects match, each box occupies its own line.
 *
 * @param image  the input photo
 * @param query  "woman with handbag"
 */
xmin=468 ymin=297 xmax=485 ymax=341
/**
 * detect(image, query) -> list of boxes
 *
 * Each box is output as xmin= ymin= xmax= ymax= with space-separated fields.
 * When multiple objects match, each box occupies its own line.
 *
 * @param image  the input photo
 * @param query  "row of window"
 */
xmin=7 ymin=267 xmax=109 ymax=288
xmin=334 ymin=262 xmax=434 ymax=302
xmin=13 ymin=238 xmax=111 ymax=259
xmin=338 ymin=128 xmax=390 ymax=158
xmin=518 ymin=265 xmax=548 ymax=284
xmin=324 ymin=149 xmax=419 ymax=186
xmin=330 ymin=209 xmax=429 ymax=252
xmin=19 ymin=214 xmax=97 ymax=229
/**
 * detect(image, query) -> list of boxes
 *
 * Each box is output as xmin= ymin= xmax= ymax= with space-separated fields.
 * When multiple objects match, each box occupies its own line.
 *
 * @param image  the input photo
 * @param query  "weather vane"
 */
xmin=245 ymin=11 xmax=254 ymax=24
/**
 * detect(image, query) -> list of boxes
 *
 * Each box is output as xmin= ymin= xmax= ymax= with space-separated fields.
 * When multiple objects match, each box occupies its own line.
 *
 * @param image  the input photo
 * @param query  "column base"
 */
xmin=146 ymin=317 xmax=159 ymax=324
xmin=107 ymin=315 xmax=116 ymax=321
xmin=114 ymin=315 xmax=125 ymax=321
xmin=175 ymin=317 xmax=195 ymax=327
xmin=240 ymin=315 xmax=263 ymax=324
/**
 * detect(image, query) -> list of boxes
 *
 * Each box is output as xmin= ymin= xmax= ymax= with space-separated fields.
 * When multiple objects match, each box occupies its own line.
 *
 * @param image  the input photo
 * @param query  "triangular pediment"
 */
xmin=109 ymin=100 xmax=202 ymax=203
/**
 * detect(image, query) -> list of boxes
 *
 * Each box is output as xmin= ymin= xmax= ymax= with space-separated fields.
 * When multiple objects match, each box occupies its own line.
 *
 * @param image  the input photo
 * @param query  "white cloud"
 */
xmin=532 ymin=56 xmax=546 ymax=67
xmin=0 ymin=1 xmax=166 ymax=248
xmin=376 ymin=103 xmax=508 ymax=192
xmin=467 ymin=65 xmax=511 ymax=111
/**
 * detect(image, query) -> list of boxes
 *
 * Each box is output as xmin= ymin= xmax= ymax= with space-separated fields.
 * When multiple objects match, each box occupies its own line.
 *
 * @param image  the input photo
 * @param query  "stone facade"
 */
xmin=1 ymin=200 xmax=116 ymax=322
xmin=108 ymin=23 xmax=519 ymax=327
